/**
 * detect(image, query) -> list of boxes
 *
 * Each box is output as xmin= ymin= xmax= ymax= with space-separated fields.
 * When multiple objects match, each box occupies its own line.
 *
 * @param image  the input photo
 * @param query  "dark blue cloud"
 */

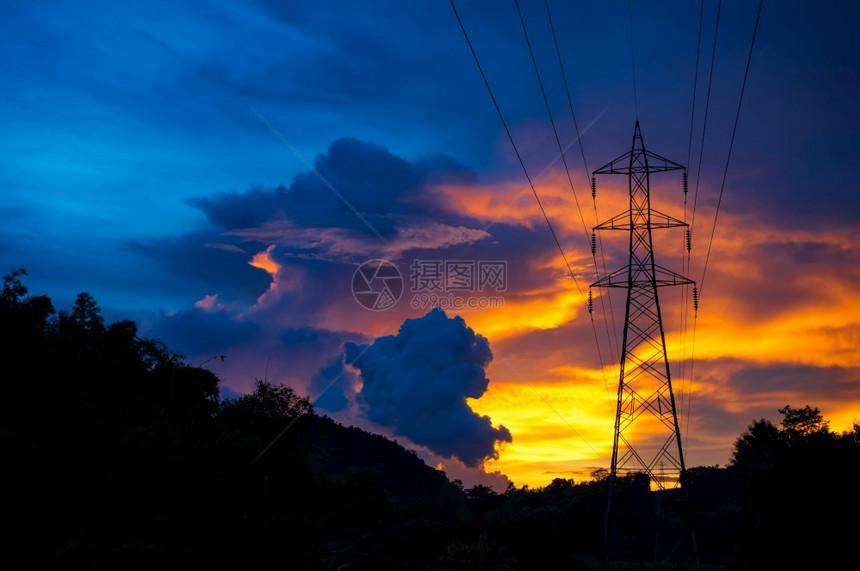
xmin=149 ymin=306 xmax=259 ymax=356
xmin=309 ymin=356 xmax=356 ymax=413
xmin=191 ymin=137 xmax=476 ymax=236
xmin=189 ymin=186 xmax=288 ymax=231
xmin=343 ymin=308 xmax=511 ymax=467
xmin=129 ymin=231 xmax=272 ymax=303
xmin=280 ymin=326 xmax=358 ymax=350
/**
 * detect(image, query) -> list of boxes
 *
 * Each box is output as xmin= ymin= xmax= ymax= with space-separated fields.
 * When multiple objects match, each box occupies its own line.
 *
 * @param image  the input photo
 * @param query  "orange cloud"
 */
xmin=248 ymin=245 xmax=282 ymax=306
xmin=249 ymin=244 xmax=280 ymax=276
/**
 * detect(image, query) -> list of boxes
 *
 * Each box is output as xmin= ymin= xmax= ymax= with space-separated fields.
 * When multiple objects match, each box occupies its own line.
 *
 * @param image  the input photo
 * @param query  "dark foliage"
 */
xmin=730 ymin=405 xmax=860 ymax=569
xmin=0 ymin=271 xmax=470 ymax=570
xmin=2 ymin=270 xmax=858 ymax=569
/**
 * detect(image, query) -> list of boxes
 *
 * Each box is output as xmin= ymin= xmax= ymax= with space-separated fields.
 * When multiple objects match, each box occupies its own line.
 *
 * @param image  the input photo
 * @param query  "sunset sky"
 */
xmin=3 ymin=0 xmax=859 ymax=489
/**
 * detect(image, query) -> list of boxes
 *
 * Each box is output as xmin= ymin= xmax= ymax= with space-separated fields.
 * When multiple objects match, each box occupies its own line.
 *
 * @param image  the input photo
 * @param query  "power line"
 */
xmin=449 ymin=0 xmax=583 ymax=298
xmin=515 ymin=0 xmax=620 ymax=368
xmin=536 ymin=0 xmax=619 ymax=402
xmin=450 ymin=0 xmax=614 ymax=402
xmin=514 ymin=0 xmax=590 ymax=243
xmin=627 ymin=0 xmax=639 ymax=119
xmin=544 ymin=0 xmax=621 ymax=364
xmin=684 ymin=313 xmax=699 ymax=457
xmin=686 ymin=0 xmax=764 ymax=455
xmin=682 ymin=0 xmax=722 ymax=450
xmin=686 ymin=0 xmax=706 ymax=171
xmin=699 ymin=0 xmax=763 ymax=296
xmin=689 ymin=0 xmax=722 ymax=241
xmin=679 ymin=0 xmax=705 ymax=455
xmin=543 ymin=0 xmax=590 ymax=179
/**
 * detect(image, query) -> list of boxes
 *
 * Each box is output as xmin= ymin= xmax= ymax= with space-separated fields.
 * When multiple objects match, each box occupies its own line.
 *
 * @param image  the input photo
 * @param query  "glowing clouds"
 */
xmin=135 ymin=130 xmax=860 ymax=488
xmin=249 ymin=244 xmax=279 ymax=277
xmin=248 ymin=245 xmax=281 ymax=304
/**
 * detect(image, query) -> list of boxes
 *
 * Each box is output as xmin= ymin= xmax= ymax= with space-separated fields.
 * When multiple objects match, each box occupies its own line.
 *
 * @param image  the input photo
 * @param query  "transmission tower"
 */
xmin=590 ymin=121 xmax=700 ymax=569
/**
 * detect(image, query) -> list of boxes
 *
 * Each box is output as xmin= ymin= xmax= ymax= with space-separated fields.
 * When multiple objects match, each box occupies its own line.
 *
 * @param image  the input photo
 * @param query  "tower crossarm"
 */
xmin=653 ymin=264 xmax=695 ymax=287
xmin=591 ymin=264 xmax=694 ymax=289
xmin=594 ymin=149 xmax=685 ymax=175
xmin=590 ymin=265 xmax=629 ymax=289
xmin=595 ymin=208 xmax=688 ymax=231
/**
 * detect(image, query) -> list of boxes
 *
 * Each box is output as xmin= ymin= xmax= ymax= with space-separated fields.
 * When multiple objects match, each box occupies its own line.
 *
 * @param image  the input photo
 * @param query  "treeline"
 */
xmin=730 ymin=404 xmax=860 ymax=568
xmin=2 ymin=270 xmax=858 ymax=569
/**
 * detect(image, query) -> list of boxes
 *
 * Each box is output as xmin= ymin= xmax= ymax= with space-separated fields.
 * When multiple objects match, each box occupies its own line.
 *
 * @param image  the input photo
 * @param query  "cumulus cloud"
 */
xmin=191 ymin=137 xmax=474 ymax=231
xmin=339 ymin=308 xmax=512 ymax=467
xmin=196 ymin=138 xmax=488 ymax=263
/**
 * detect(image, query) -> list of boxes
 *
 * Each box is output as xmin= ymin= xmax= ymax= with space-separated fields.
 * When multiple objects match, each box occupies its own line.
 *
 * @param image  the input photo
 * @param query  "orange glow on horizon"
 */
xmin=451 ymin=184 xmax=860 ymax=488
xmin=305 ymin=172 xmax=860 ymax=490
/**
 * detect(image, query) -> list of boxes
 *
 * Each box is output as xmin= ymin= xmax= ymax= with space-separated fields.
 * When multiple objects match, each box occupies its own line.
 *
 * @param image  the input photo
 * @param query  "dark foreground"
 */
xmin=2 ymin=272 xmax=858 ymax=569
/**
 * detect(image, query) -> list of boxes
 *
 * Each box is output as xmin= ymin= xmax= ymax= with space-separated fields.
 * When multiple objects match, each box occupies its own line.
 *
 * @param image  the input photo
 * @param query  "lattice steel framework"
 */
xmin=590 ymin=121 xmax=699 ymax=569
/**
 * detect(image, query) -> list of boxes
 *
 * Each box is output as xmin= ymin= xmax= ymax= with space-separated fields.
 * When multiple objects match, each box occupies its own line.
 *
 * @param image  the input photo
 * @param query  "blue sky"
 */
xmin=3 ymin=0 xmax=859 ymax=487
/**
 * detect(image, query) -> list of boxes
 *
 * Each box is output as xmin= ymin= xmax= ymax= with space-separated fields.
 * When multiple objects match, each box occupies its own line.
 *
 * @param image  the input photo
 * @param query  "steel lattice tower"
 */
xmin=590 ymin=121 xmax=700 ymax=569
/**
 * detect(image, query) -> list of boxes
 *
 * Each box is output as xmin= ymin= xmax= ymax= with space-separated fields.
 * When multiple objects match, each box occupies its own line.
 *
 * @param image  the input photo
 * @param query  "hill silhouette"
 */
xmin=0 ymin=269 xmax=471 ymax=569
xmin=2 ymin=269 xmax=858 ymax=569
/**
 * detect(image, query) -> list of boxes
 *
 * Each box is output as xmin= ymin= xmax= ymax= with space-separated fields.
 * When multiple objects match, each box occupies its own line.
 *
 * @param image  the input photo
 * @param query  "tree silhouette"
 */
xmin=226 ymin=378 xmax=313 ymax=420
xmin=778 ymin=404 xmax=828 ymax=438
xmin=1 ymin=271 xmax=229 ymax=567
xmin=6 ymin=270 xmax=859 ymax=569
xmin=731 ymin=404 xmax=860 ymax=569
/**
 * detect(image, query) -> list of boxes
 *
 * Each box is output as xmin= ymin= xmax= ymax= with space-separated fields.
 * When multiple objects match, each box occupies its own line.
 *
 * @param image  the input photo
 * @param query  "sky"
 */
xmin=2 ymin=0 xmax=860 ymax=489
